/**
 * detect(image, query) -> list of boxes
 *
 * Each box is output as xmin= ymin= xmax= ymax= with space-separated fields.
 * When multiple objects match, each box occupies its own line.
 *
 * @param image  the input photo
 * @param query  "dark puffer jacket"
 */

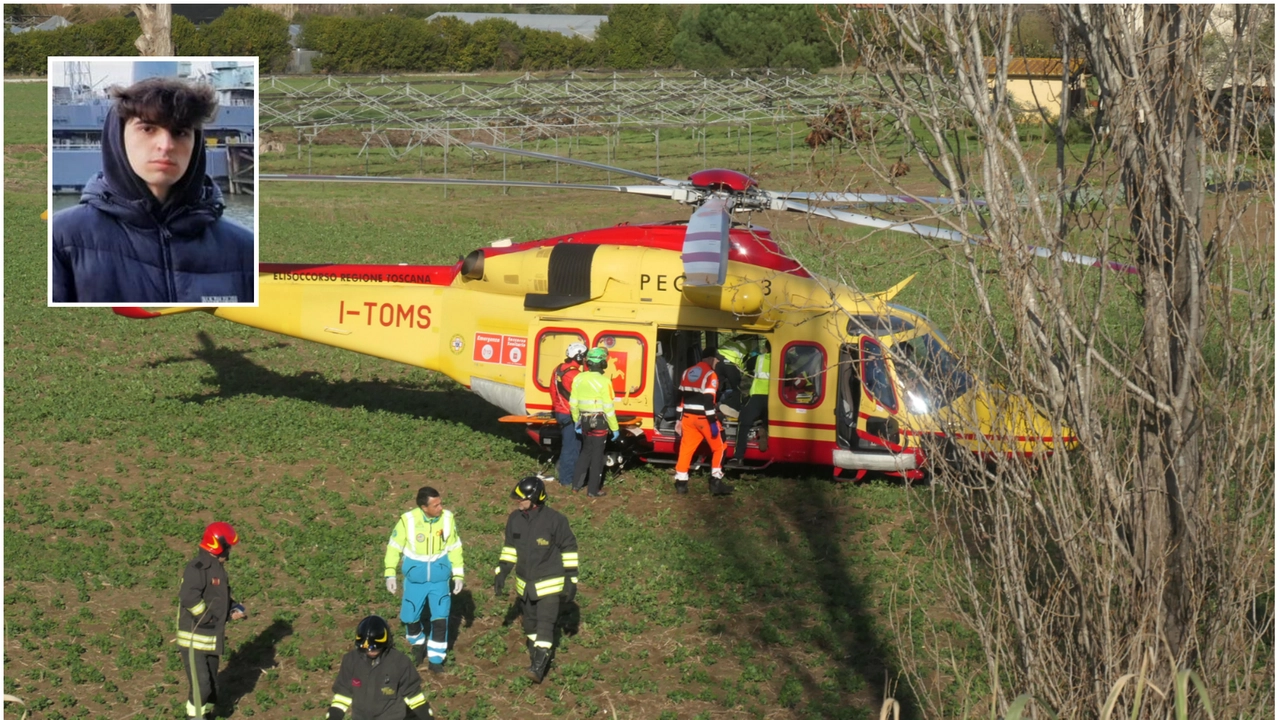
xmin=51 ymin=105 xmax=255 ymax=304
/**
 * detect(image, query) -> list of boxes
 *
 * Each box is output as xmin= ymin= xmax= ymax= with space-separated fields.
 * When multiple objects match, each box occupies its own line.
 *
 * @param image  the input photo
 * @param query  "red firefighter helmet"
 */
xmin=200 ymin=521 xmax=239 ymax=556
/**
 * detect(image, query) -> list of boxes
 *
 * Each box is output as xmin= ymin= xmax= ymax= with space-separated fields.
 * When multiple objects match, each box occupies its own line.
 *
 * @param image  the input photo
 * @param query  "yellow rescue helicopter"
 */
xmin=117 ymin=144 xmax=1094 ymax=479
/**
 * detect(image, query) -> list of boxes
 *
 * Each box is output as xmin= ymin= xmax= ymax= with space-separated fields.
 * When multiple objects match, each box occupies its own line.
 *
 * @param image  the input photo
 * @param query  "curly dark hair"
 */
xmin=109 ymin=77 xmax=218 ymax=132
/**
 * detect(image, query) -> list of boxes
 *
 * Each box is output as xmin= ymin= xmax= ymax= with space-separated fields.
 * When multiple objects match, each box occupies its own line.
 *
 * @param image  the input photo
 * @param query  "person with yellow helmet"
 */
xmin=569 ymin=347 xmax=620 ymax=497
xmin=177 ymin=521 xmax=247 ymax=720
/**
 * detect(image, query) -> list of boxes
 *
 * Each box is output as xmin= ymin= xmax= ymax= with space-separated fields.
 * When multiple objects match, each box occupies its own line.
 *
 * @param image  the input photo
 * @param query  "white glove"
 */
xmin=451 ymin=577 xmax=464 ymax=595
xmin=385 ymin=576 xmax=397 ymax=594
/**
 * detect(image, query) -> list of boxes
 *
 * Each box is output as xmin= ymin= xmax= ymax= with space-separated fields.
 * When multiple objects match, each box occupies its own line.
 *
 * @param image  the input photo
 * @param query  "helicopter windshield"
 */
xmin=891 ymin=330 xmax=973 ymax=415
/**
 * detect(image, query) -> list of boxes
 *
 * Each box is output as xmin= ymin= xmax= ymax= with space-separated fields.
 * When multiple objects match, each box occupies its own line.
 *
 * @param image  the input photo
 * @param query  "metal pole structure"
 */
xmin=654 ymin=128 xmax=660 ymax=177
xmin=555 ymin=137 xmax=559 ymax=184
xmin=748 ymin=123 xmax=752 ymax=174
xmin=789 ymin=123 xmax=794 ymax=171
xmin=443 ymin=125 xmax=449 ymax=200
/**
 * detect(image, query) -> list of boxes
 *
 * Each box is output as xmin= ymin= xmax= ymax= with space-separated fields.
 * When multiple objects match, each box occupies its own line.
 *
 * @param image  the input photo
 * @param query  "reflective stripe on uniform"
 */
xmin=499 ymin=546 xmax=518 ymax=564
xmin=405 ymin=692 xmax=427 ymax=709
xmin=176 ymin=631 xmax=217 ymax=651
xmin=187 ymin=600 xmax=207 ymax=616
xmin=561 ymin=552 xmax=579 ymax=569
xmin=331 ymin=693 xmax=353 ymax=711
xmin=534 ymin=576 xmax=565 ymax=596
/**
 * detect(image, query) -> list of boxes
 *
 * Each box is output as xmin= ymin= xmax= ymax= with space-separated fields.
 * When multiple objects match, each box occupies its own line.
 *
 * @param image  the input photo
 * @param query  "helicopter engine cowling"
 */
xmin=681 ymin=277 xmax=767 ymax=316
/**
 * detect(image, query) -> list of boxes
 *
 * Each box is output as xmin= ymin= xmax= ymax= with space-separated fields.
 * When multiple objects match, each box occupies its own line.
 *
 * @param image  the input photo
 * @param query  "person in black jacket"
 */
xmin=494 ymin=476 xmax=580 ymax=683
xmin=329 ymin=616 xmax=433 ymax=720
xmin=51 ymin=77 xmax=254 ymax=304
xmin=177 ymin=522 xmax=247 ymax=720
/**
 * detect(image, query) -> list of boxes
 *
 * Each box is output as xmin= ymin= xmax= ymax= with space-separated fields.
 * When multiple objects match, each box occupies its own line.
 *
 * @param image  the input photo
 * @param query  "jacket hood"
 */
xmin=81 ymin=105 xmax=224 ymax=233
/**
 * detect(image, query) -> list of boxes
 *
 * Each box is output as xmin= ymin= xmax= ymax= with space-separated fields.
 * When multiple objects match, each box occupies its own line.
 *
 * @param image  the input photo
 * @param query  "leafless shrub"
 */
xmin=822 ymin=5 xmax=1273 ymax=718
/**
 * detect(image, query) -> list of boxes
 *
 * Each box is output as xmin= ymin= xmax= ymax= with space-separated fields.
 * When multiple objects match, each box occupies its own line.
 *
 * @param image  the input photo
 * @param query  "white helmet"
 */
xmin=566 ymin=342 xmax=588 ymax=361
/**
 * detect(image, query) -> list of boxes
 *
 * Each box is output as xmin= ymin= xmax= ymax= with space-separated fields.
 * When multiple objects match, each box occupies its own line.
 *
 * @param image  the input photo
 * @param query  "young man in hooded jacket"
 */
xmin=51 ymin=77 xmax=255 ymax=304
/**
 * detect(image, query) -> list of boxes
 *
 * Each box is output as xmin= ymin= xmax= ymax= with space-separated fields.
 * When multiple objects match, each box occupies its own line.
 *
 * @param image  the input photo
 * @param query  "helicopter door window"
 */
xmin=859 ymin=337 xmax=899 ymax=413
xmin=779 ymin=342 xmax=826 ymax=408
xmin=534 ymin=328 xmax=588 ymax=393
xmin=592 ymin=332 xmax=647 ymax=398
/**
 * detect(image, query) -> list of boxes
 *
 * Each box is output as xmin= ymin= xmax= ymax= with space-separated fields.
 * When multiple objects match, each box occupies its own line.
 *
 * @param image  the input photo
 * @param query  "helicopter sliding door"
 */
xmin=832 ymin=335 xmax=918 ymax=473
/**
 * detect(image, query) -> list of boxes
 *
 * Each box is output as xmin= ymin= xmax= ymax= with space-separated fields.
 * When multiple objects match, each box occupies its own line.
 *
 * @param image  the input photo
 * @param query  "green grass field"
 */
xmin=4 ymin=73 xmax=1269 ymax=720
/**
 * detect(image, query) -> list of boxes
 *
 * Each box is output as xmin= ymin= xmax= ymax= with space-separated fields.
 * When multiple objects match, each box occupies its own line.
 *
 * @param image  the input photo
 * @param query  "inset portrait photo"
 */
xmin=48 ymin=57 xmax=259 ymax=306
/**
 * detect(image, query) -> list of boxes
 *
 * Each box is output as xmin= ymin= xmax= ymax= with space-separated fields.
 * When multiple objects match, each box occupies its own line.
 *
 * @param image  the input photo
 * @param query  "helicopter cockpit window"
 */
xmin=892 ymin=333 xmax=974 ymax=414
xmin=593 ymin=332 xmax=647 ymax=397
xmin=860 ymin=338 xmax=899 ymax=413
xmin=535 ymin=329 xmax=587 ymax=393
xmin=847 ymin=315 xmax=915 ymax=338
xmin=780 ymin=342 xmax=825 ymax=407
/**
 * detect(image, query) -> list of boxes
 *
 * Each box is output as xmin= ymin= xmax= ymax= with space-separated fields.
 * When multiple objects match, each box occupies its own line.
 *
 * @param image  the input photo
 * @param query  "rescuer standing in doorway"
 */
xmin=494 ymin=476 xmax=580 ymax=683
xmin=177 ymin=522 xmax=247 ymax=720
xmin=550 ymin=342 xmax=587 ymax=487
xmin=729 ymin=338 xmax=771 ymax=467
xmin=328 ymin=615 xmax=433 ymax=720
xmin=384 ymin=486 xmax=465 ymax=673
xmin=673 ymin=349 xmax=734 ymax=496
xmin=569 ymin=347 xmax=620 ymax=497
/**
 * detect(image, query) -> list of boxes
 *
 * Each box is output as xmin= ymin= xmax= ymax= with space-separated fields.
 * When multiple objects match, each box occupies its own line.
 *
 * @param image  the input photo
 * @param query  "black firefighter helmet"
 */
xmin=511 ymin=476 xmax=547 ymax=506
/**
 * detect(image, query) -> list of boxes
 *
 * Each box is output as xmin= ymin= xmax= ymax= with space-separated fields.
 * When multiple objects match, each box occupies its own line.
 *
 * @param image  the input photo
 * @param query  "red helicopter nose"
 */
xmin=688 ymin=168 xmax=757 ymax=193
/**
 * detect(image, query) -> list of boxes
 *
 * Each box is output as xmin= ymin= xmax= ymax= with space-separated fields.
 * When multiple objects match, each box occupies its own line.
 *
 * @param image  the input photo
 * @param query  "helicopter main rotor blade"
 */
xmin=467 ymin=142 xmax=681 ymax=186
xmin=783 ymin=200 xmax=1139 ymax=275
xmin=769 ymin=190 xmax=987 ymax=207
xmin=261 ymin=173 xmax=682 ymax=200
xmin=682 ymin=196 xmax=733 ymax=287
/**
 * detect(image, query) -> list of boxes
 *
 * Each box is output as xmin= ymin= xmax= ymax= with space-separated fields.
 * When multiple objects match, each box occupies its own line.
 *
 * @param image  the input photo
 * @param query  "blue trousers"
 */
xmin=555 ymin=412 xmax=580 ymax=487
xmin=401 ymin=558 xmax=452 ymax=665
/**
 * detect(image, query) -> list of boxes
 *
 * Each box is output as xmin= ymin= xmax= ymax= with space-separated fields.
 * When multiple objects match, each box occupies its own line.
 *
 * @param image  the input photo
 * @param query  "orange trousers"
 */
xmin=675 ymin=413 xmax=725 ymax=473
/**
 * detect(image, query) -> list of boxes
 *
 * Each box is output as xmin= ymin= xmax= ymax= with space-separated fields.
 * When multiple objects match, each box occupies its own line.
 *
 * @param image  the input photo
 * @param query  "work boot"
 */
xmin=428 ymin=662 xmax=445 ymax=675
xmin=674 ymin=480 xmax=688 ymax=495
xmin=528 ymin=647 xmax=551 ymax=683
xmin=756 ymin=428 xmax=769 ymax=452
xmin=709 ymin=476 xmax=735 ymax=496
xmin=412 ymin=645 xmax=427 ymax=665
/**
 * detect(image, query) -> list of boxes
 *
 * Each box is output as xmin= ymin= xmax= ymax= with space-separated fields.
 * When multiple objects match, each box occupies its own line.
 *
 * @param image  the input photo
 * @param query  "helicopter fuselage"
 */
xmin=191 ymin=222 xmax=1073 ymax=477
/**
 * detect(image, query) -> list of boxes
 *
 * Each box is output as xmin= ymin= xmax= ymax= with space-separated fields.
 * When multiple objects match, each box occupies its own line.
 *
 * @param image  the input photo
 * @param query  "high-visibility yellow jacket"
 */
xmin=750 ymin=352 xmax=771 ymax=396
xmin=569 ymin=370 xmax=619 ymax=432
xmin=384 ymin=508 xmax=464 ymax=581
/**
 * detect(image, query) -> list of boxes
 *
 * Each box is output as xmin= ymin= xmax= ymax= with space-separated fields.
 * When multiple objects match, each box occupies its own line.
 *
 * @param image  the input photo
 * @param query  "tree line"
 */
xmin=5 ymin=5 xmax=840 ymax=77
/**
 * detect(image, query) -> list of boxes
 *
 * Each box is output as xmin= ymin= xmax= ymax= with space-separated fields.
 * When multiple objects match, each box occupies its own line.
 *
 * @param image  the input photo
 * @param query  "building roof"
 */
xmin=425 ymin=12 xmax=608 ymax=40
xmin=984 ymin=57 xmax=1086 ymax=78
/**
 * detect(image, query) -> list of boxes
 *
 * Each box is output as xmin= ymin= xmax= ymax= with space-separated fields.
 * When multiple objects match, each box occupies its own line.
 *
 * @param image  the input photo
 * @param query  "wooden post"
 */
xmin=134 ymin=4 xmax=173 ymax=56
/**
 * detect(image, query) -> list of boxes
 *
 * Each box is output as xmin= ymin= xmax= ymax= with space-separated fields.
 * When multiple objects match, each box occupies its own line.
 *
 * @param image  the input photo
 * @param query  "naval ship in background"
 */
xmin=51 ymin=60 xmax=255 ymax=195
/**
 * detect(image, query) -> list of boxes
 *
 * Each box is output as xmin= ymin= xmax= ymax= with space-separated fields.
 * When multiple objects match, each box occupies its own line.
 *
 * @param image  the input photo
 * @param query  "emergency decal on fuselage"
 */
xmin=338 ymin=300 xmax=432 ymax=329
xmin=474 ymin=332 xmax=527 ymax=366
xmin=450 ymin=335 xmax=464 ymax=354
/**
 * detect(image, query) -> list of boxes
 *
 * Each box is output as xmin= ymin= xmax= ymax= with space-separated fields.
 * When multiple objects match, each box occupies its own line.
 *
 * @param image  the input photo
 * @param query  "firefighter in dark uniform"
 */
xmin=177 ymin=521 xmax=247 ymax=720
xmin=494 ymin=476 xmax=580 ymax=683
xmin=328 ymin=615 xmax=433 ymax=720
